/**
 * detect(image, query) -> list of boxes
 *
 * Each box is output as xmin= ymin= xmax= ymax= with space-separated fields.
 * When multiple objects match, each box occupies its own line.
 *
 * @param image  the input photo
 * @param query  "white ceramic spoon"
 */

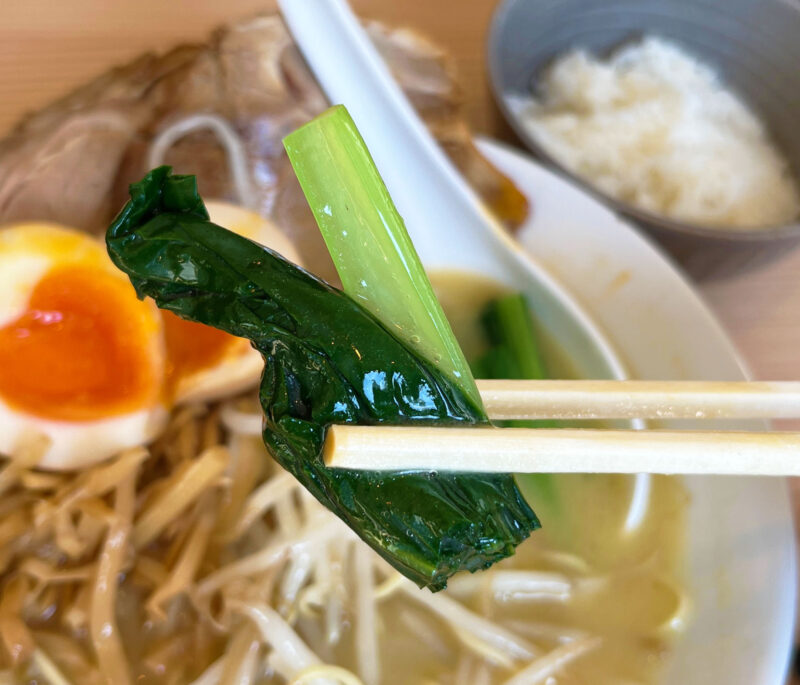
xmin=277 ymin=0 xmax=651 ymax=531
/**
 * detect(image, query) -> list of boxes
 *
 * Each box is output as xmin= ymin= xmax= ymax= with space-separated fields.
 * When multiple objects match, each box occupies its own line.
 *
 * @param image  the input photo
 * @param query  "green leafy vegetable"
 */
xmin=106 ymin=167 xmax=539 ymax=591
xmin=474 ymin=293 xmax=548 ymax=383
xmin=472 ymin=293 xmax=558 ymax=507
xmin=283 ymin=106 xmax=480 ymax=409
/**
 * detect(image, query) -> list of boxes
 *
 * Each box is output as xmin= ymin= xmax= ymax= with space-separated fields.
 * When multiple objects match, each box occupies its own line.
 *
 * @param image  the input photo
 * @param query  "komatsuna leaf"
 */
xmin=106 ymin=167 xmax=539 ymax=591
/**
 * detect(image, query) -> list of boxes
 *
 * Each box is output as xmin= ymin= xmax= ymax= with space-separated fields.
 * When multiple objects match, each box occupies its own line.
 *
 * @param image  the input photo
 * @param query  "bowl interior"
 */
xmin=477 ymin=137 xmax=796 ymax=685
xmin=489 ymin=0 xmax=800 ymax=240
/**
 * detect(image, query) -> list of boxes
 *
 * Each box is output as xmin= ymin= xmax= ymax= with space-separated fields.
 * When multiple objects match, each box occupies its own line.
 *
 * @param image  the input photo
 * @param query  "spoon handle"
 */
xmin=277 ymin=0 xmax=502 ymax=259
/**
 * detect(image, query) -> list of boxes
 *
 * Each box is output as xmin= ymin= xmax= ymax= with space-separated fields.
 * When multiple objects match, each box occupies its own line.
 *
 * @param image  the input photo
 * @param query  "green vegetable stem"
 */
xmin=473 ymin=293 xmax=559 ymax=508
xmin=283 ymin=105 xmax=480 ymax=410
xmin=106 ymin=108 xmax=539 ymax=591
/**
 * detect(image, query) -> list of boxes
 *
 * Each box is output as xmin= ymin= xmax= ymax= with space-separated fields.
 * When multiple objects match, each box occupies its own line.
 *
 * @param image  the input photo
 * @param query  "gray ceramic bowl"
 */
xmin=488 ymin=0 xmax=800 ymax=278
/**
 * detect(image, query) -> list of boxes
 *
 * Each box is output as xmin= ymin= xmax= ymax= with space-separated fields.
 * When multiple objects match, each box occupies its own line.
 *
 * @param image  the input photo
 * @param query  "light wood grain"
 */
xmin=0 ymin=1 xmax=797 ymax=673
xmin=702 ymin=249 xmax=800 ymax=383
xmin=325 ymin=423 xmax=800 ymax=475
xmin=0 ymin=0 xmax=509 ymax=138
xmin=475 ymin=379 xmax=800 ymax=420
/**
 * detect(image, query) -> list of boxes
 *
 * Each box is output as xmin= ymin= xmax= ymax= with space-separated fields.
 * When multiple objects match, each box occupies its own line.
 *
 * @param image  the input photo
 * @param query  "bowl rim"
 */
xmin=476 ymin=135 xmax=797 ymax=685
xmin=486 ymin=0 xmax=800 ymax=244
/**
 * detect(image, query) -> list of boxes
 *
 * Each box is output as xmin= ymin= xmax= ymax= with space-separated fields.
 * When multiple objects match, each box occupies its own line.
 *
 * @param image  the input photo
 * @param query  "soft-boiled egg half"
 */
xmin=0 ymin=203 xmax=301 ymax=470
xmin=0 ymin=223 xmax=167 ymax=469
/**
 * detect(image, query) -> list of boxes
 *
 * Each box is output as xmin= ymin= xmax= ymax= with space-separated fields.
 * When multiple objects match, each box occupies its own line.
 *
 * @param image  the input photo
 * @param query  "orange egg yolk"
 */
xmin=161 ymin=310 xmax=238 ymax=391
xmin=0 ymin=264 xmax=160 ymax=421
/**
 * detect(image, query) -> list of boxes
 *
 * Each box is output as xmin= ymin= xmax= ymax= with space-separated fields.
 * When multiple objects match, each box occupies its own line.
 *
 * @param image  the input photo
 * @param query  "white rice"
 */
xmin=514 ymin=37 xmax=800 ymax=229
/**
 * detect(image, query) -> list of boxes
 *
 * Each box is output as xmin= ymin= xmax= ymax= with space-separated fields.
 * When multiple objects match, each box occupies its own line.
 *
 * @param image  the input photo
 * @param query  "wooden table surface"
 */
xmin=1 ymin=0 xmax=798 ymax=678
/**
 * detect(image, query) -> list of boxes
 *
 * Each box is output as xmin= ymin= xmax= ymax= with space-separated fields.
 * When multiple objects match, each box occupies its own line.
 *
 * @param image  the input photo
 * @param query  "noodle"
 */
xmin=20 ymin=559 xmax=94 ymax=585
xmin=532 ymin=550 xmax=592 ymax=576
xmin=219 ymin=624 xmax=261 ymax=685
xmin=473 ymin=660 xmax=493 ymax=685
xmin=74 ymin=499 xmax=115 ymax=554
xmin=141 ymin=631 xmax=192 ymax=676
xmin=500 ymin=637 xmax=601 ymax=685
xmin=33 ymin=632 xmax=103 ymax=685
xmin=65 ymin=446 xmax=148 ymax=507
xmin=18 ymin=470 xmax=64 ymax=491
xmin=0 ymin=576 xmax=33 ymax=664
xmin=228 ymin=601 xmax=325 ymax=678
xmin=188 ymin=656 xmax=225 ymax=685
xmin=220 ymin=404 xmax=264 ymax=437
xmin=196 ymin=517 xmax=341 ymax=597
xmin=63 ymin=582 xmax=92 ymax=633
xmin=133 ymin=445 xmax=228 ymax=548
xmin=397 ymin=609 xmax=451 ymax=659
xmin=0 ymin=434 xmax=50 ymax=497
xmin=54 ymin=509 xmax=86 ymax=560
xmin=393 ymin=576 xmax=537 ymax=662
xmin=371 ymin=571 xmax=404 ymax=601
xmin=89 ymin=472 xmax=135 ymax=685
xmin=447 ymin=570 xmax=572 ymax=604
xmin=146 ymin=498 xmax=215 ymax=619
xmin=503 ymin=620 xmax=592 ymax=646
xmin=132 ymin=555 xmax=168 ymax=588
xmin=455 ymin=651 xmax=475 ymax=684
xmin=30 ymin=647 xmax=74 ymax=685
xmin=147 ymin=114 xmax=258 ymax=211
xmin=279 ymin=548 xmax=316 ymax=619
xmin=452 ymin=625 xmax=516 ymax=670
xmin=215 ymin=434 xmax=265 ymax=539
xmin=323 ymin=542 xmax=345 ymax=647
xmin=624 ymin=473 xmax=652 ymax=533
xmin=0 ymin=376 xmax=684 ymax=683
xmin=230 ymin=470 xmax=299 ymax=540
xmin=353 ymin=545 xmax=379 ymax=685
xmin=289 ymin=664 xmax=366 ymax=685
xmin=274 ymin=491 xmax=303 ymax=541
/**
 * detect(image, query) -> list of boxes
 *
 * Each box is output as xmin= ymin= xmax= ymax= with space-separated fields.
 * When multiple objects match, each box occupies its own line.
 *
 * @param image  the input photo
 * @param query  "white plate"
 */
xmin=478 ymin=138 xmax=796 ymax=685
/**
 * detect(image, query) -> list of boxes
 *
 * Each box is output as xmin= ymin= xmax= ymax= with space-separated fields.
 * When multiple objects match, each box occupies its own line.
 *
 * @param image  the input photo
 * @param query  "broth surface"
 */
xmin=410 ymin=270 xmax=690 ymax=684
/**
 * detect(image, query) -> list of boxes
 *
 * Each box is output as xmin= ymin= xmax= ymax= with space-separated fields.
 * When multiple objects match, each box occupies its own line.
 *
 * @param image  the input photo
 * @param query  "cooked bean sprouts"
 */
xmin=0 ymin=392 xmax=685 ymax=682
xmin=500 ymin=637 xmax=601 ymax=685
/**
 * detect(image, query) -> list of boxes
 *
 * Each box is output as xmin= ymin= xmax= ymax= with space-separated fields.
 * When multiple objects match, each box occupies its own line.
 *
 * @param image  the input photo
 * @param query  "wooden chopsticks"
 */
xmin=324 ymin=380 xmax=800 ymax=476
xmin=324 ymin=425 xmax=800 ymax=475
xmin=475 ymin=379 xmax=800 ymax=421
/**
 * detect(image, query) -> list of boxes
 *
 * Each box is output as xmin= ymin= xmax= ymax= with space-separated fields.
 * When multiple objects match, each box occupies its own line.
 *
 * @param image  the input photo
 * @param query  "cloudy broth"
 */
xmin=368 ymin=269 xmax=692 ymax=685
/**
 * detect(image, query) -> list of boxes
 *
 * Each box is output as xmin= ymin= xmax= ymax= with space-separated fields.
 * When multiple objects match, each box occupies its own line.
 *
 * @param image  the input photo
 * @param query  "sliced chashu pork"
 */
xmin=0 ymin=14 xmax=528 ymax=281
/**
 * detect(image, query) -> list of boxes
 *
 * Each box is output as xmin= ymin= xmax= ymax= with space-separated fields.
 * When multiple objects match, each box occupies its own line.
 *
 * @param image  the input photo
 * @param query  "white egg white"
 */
xmin=0 ymin=223 xmax=168 ymax=470
xmin=0 ymin=208 xmax=304 ymax=470
xmin=0 ymin=401 xmax=168 ymax=470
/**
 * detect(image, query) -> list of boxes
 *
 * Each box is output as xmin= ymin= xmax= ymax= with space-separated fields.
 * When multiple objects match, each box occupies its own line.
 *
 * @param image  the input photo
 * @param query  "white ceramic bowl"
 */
xmin=477 ymin=138 xmax=797 ymax=685
xmin=280 ymin=3 xmax=796 ymax=680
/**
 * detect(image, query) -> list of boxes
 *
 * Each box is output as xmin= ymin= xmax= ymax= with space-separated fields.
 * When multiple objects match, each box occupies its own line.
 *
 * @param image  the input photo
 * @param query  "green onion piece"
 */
xmin=283 ymin=105 xmax=481 ymax=410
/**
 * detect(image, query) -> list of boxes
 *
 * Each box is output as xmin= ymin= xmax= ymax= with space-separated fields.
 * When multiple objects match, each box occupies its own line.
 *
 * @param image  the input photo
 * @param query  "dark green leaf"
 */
xmin=106 ymin=167 xmax=539 ymax=591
